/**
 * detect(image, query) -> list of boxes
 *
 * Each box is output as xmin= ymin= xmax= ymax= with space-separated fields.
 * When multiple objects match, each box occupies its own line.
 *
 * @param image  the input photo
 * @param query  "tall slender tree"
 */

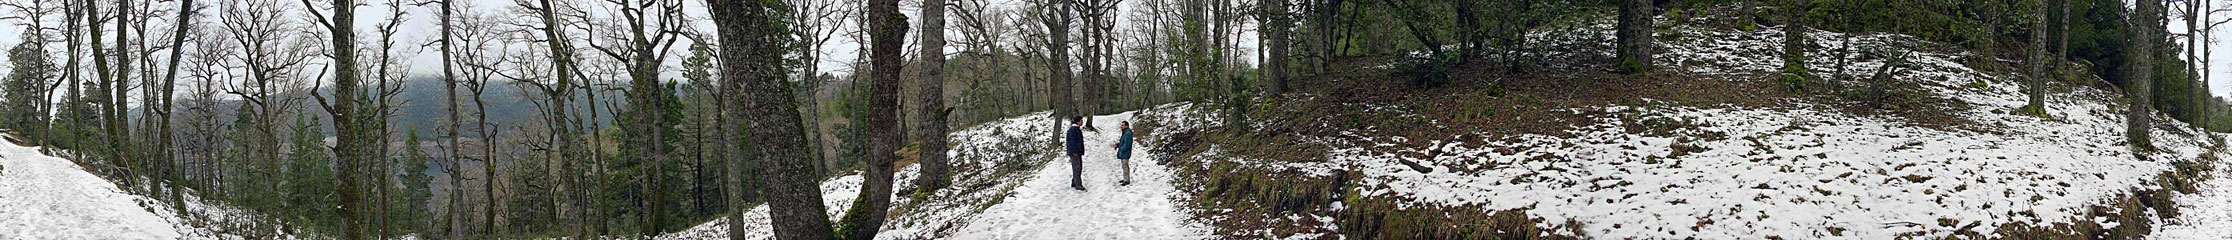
xmin=2027 ymin=0 xmax=2050 ymax=115
xmin=914 ymin=0 xmax=954 ymax=194
xmin=155 ymin=0 xmax=197 ymax=212
xmin=1782 ymin=0 xmax=1808 ymax=91
xmin=430 ymin=0 xmax=466 ymax=236
xmin=2128 ymin=0 xmax=2161 ymax=150
xmin=302 ymin=0 xmax=374 ymax=237
xmin=586 ymin=0 xmax=685 ymax=234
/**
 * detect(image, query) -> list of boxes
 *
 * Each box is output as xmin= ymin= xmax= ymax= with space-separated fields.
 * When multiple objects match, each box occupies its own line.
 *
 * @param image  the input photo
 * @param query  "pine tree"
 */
xmin=2 ymin=32 xmax=53 ymax=136
xmin=282 ymin=114 xmax=338 ymax=233
xmin=397 ymin=129 xmax=433 ymax=235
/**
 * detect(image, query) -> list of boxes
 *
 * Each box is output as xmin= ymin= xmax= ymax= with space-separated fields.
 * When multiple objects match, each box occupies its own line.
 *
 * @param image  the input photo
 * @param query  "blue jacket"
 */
xmin=1066 ymin=125 xmax=1085 ymax=156
xmin=1115 ymin=130 xmax=1134 ymax=159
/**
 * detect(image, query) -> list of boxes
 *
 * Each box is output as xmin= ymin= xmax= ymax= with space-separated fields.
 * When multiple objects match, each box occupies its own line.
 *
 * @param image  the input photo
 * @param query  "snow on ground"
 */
xmin=2158 ymin=172 xmax=2232 ymax=239
xmin=941 ymin=111 xmax=1209 ymax=239
xmin=659 ymin=110 xmax=1210 ymax=239
xmin=0 ymin=137 xmax=274 ymax=239
xmin=1182 ymin=19 xmax=2227 ymax=239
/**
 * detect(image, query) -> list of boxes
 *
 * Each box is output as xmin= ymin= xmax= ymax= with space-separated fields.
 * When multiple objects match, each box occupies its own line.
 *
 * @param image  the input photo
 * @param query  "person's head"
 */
xmin=1073 ymin=116 xmax=1083 ymax=126
xmin=1121 ymin=121 xmax=1130 ymax=130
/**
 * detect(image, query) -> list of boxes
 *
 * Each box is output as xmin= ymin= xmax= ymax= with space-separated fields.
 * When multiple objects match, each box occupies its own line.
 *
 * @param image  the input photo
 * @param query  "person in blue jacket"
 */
xmin=1111 ymin=121 xmax=1135 ymax=186
xmin=1066 ymin=116 xmax=1087 ymax=191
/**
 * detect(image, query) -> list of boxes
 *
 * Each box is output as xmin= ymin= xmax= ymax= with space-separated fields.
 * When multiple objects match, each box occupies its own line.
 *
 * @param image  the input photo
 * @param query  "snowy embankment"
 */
xmin=0 ymin=136 xmax=275 ymax=239
xmin=2160 ymin=175 xmax=2232 ymax=239
xmin=658 ymin=110 xmax=1211 ymax=239
xmin=1186 ymin=21 xmax=2230 ymax=238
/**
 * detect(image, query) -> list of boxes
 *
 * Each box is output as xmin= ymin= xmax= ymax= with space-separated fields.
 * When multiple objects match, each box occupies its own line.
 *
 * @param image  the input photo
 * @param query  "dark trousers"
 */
xmin=1069 ymin=154 xmax=1084 ymax=189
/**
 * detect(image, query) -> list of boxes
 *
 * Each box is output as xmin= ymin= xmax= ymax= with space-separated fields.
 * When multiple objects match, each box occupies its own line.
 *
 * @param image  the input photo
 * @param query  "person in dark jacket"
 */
xmin=1066 ymin=116 xmax=1087 ymax=191
xmin=1111 ymin=121 xmax=1135 ymax=186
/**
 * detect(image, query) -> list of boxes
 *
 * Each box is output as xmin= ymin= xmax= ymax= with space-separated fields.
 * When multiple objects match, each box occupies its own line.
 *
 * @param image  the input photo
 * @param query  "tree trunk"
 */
xmin=319 ymin=0 xmax=370 ymax=238
xmin=435 ymin=0 xmax=465 ymax=237
xmin=157 ymin=0 xmax=195 ymax=213
xmin=2128 ymin=0 xmax=2158 ymax=151
xmin=838 ymin=0 xmax=907 ymax=238
xmin=915 ymin=0 xmax=953 ymax=193
xmin=1616 ymin=0 xmax=1654 ymax=74
xmin=706 ymin=0 xmax=835 ymax=239
xmin=2026 ymin=0 xmax=2049 ymax=115
xmin=2187 ymin=0 xmax=2202 ymax=132
xmin=1782 ymin=0 xmax=1807 ymax=89
xmin=1265 ymin=0 xmax=1290 ymax=95
xmin=1047 ymin=0 xmax=1076 ymax=127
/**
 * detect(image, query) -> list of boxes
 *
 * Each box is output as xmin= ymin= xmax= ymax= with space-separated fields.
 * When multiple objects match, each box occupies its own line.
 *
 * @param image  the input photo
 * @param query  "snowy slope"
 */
xmin=658 ymin=110 xmax=1211 ymax=240
xmin=0 ymin=137 xmax=274 ymax=239
xmin=1168 ymin=20 xmax=2231 ymax=239
xmin=659 ymin=17 xmax=2232 ymax=240
xmin=2158 ymin=173 xmax=2232 ymax=239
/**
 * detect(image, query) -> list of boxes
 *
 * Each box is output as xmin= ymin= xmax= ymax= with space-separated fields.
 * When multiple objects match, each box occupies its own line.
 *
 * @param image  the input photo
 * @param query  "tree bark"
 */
xmin=157 ymin=0 xmax=195 ymax=212
xmin=1045 ymin=0 xmax=1076 ymax=127
xmin=915 ymin=0 xmax=953 ymax=193
xmin=1616 ymin=0 xmax=1654 ymax=73
xmin=2027 ymin=0 xmax=2049 ymax=115
xmin=1264 ymin=0 xmax=1289 ymax=95
xmin=2128 ymin=0 xmax=2159 ymax=151
xmin=316 ymin=0 xmax=371 ymax=238
xmin=1782 ymin=0 xmax=1807 ymax=88
xmin=838 ymin=0 xmax=907 ymax=238
xmin=705 ymin=0 xmax=835 ymax=239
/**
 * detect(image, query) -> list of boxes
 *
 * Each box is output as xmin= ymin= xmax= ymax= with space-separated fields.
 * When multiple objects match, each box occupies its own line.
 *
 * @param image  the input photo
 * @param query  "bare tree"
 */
xmin=1035 ymin=0 xmax=1075 ymax=127
xmin=299 ymin=0 xmax=373 ymax=237
xmin=583 ymin=0 xmax=684 ymax=235
xmin=149 ymin=0 xmax=196 ymax=212
xmin=508 ymin=0 xmax=589 ymax=235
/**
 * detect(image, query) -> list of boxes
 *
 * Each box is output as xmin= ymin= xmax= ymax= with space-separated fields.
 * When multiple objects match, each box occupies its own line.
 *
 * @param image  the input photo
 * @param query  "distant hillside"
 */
xmin=141 ymin=77 xmax=623 ymax=139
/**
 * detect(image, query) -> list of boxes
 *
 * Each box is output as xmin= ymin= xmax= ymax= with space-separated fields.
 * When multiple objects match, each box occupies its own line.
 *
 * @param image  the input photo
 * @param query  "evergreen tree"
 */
xmin=282 ymin=114 xmax=338 ymax=233
xmin=1 ymin=32 xmax=53 ymax=137
xmin=618 ymin=82 xmax=682 ymax=234
xmin=396 ymin=129 xmax=433 ymax=235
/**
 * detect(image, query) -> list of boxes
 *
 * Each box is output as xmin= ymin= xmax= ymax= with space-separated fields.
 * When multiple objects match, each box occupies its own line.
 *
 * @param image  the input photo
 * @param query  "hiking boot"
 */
xmin=1119 ymin=180 xmax=1131 ymax=186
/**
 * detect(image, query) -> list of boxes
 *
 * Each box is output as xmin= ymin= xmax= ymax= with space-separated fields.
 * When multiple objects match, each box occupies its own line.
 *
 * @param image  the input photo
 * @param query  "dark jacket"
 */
xmin=1115 ymin=129 xmax=1134 ymax=159
xmin=1066 ymin=125 xmax=1085 ymax=156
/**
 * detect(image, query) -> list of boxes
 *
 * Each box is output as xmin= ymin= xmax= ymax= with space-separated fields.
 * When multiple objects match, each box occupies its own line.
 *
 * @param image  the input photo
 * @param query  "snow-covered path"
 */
xmin=2155 ymin=153 xmax=2232 ymax=239
xmin=0 ymin=141 xmax=185 ymax=239
xmin=657 ymin=110 xmax=1211 ymax=239
xmin=945 ymin=112 xmax=1208 ymax=239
